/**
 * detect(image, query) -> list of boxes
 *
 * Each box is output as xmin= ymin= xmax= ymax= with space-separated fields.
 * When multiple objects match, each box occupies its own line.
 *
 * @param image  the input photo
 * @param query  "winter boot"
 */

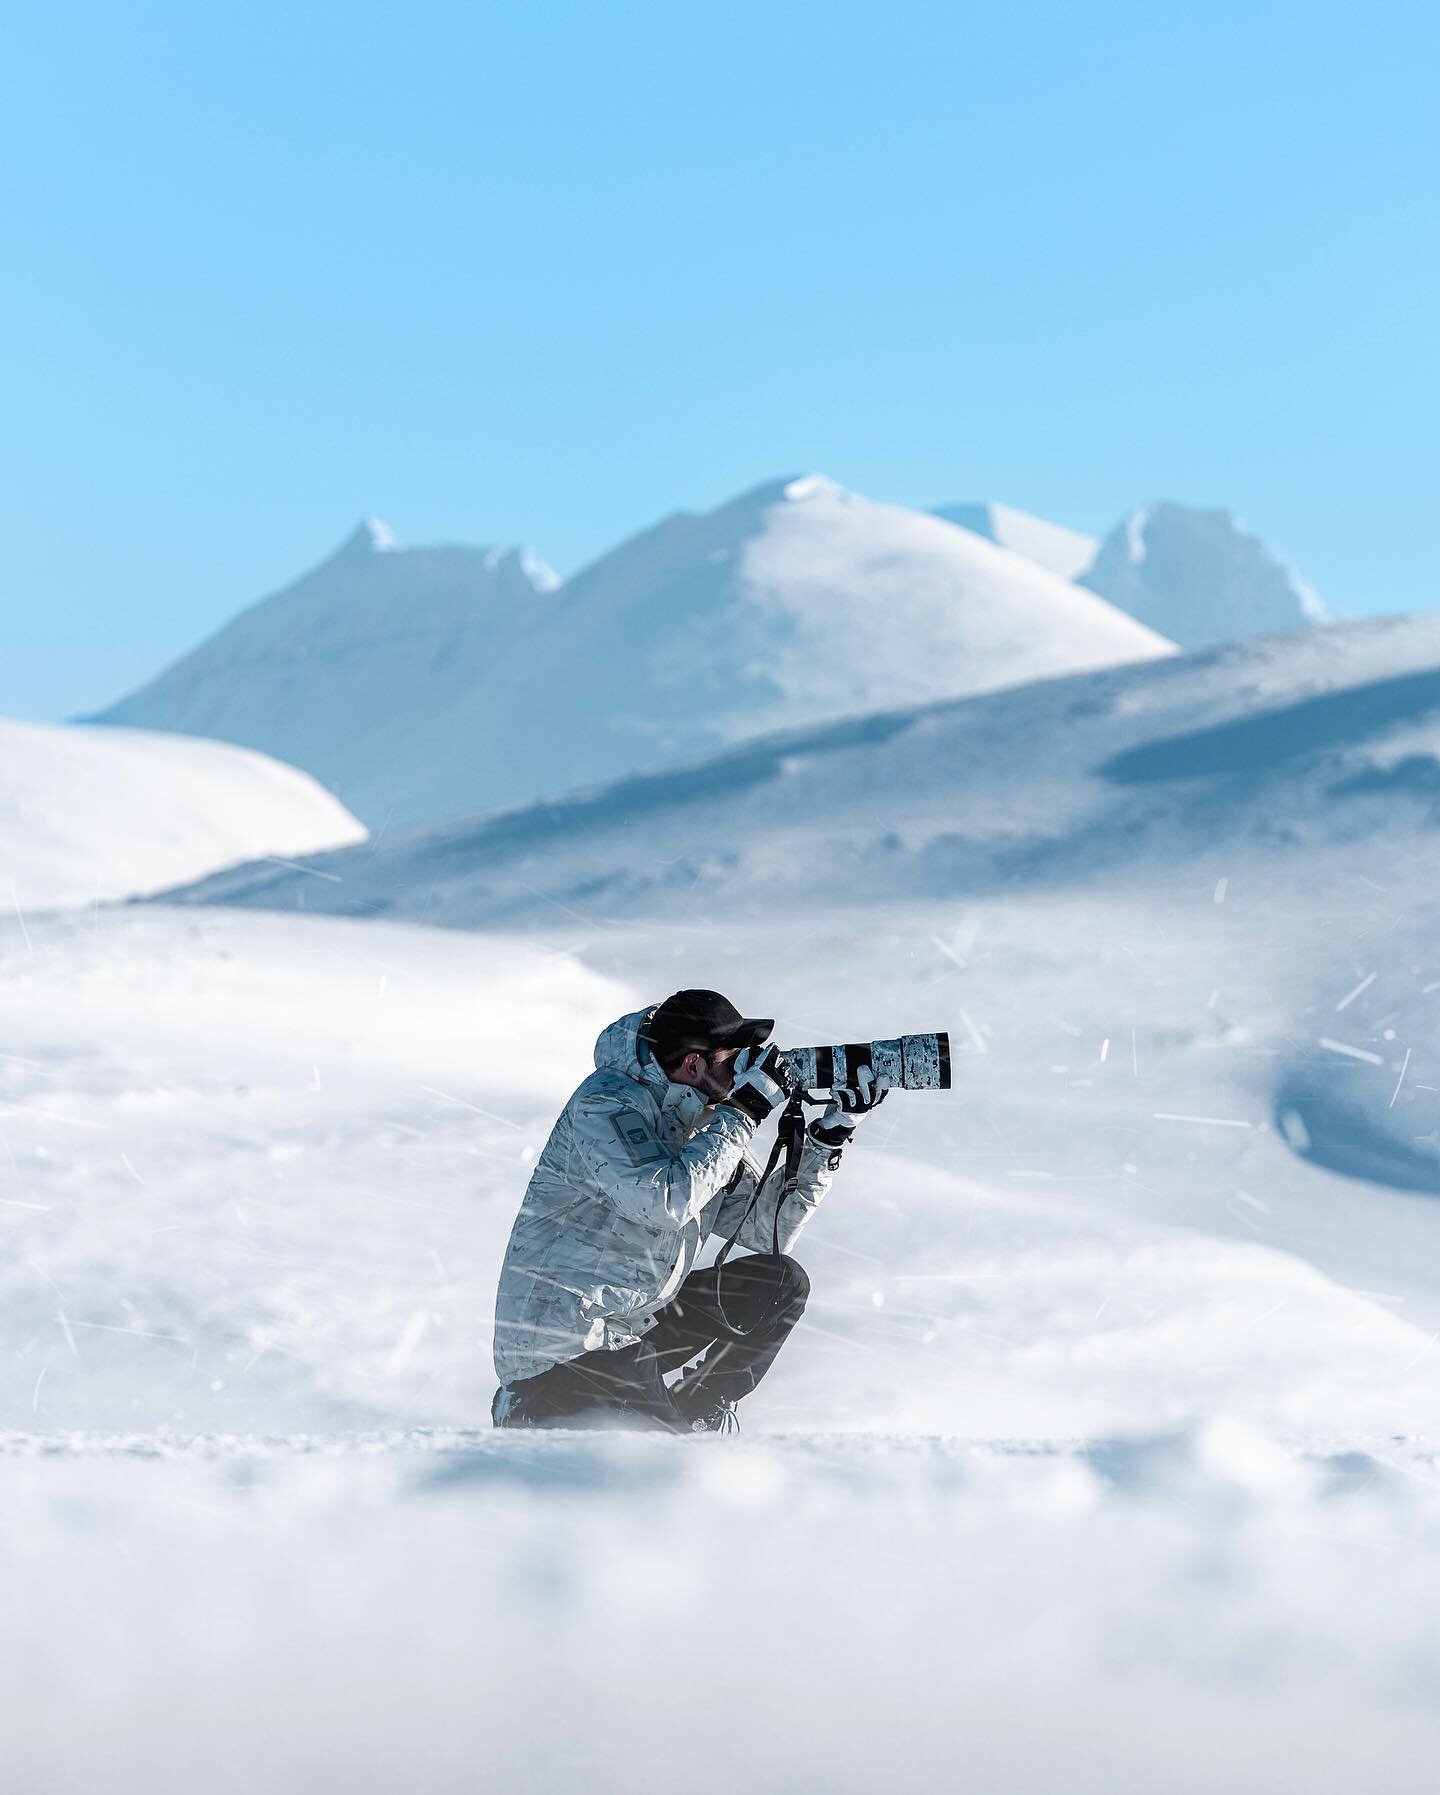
xmin=673 ymin=1386 xmax=741 ymax=1434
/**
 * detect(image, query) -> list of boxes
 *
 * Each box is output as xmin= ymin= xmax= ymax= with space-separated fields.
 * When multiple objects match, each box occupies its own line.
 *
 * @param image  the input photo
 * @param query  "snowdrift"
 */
xmin=0 ymin=717 xmax=364 ymax=911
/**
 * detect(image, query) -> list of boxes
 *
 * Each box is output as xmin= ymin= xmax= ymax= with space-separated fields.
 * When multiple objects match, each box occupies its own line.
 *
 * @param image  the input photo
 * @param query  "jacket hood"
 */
xmin=593 ymin=1009 xmax=666 ymax=1087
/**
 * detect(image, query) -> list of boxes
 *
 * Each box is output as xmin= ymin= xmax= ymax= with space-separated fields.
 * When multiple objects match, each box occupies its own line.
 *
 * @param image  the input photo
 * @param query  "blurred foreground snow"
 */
xmin=5 ymin=1427 xmax=1440 ymax=1794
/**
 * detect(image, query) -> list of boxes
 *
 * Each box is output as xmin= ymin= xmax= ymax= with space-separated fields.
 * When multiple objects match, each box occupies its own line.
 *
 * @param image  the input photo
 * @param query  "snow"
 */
xmin=519 ymin=543 xmax=562 ymax=592
xmin=93 ymin=478 xmax=1169 ymax=828
xmin=931 ymin=499 xmax=1100 ymax=581
xmin=1084 ymin=501 xmax=1332 ymax=646
xmin=6 ymin=1428 xmax=1440 ymax=1794
xmin=16 ymin=598 xmax=1440 ymax=1786
xmin=166 ymin=612 xmax=1440 ymax=938
xmin=0 ymin=717 xmax=364 ymax=911
xmin=8 ymin=885 xmax=1440 ymax=1788
xmin=1125 ymin=501 xmax=1153 ymax=565
xmin=89 ymin=523 xmax=563 ymax=829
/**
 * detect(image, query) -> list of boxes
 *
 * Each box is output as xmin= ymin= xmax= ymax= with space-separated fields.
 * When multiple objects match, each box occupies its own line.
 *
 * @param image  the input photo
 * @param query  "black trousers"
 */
xmin=493 ymin=1253 xmax=810 ymax=1429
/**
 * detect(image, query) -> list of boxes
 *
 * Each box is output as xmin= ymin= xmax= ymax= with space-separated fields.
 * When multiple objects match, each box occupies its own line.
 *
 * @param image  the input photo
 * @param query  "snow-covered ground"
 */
xmin=7 ymin=878 xmax=1440 ymax=1789
xmin=12 ymin=610 xmax=1440 ymax=1789
xmin=8 ymin=1427 xmax=1440 ymax=1795
xmin=13 ymin=898 xmax=1440 ymax=1440
xmin=0 ymin=717 xmax=364 ymax=910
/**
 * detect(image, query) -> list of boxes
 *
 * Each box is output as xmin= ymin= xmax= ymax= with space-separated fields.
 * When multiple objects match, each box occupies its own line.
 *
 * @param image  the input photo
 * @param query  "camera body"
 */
xmin=740 ymin=1034 xmax=951 ymax=1093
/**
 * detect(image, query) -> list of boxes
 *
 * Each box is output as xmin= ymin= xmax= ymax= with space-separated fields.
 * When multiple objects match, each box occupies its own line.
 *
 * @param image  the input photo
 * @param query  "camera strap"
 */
xmin=711 ymin=1091 xmax=816 ymax=1336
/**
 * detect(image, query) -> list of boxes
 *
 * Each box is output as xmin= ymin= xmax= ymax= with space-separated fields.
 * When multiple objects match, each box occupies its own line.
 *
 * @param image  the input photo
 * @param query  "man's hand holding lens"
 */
xmin=724 ymin=1044 xmax=797 ymax=1125
xmin=812 ymin=1064 xmax=886 ymax=1148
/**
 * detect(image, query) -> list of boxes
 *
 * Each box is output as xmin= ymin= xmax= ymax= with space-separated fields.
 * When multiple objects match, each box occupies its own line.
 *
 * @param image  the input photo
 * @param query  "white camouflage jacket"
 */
xmin=492 ymin=1008 xmax=845 ymax=1385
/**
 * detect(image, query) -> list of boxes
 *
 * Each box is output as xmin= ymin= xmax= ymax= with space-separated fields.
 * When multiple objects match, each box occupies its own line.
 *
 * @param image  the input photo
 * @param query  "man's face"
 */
xmin=673 ymin=1045 xmax=741 ymax=1102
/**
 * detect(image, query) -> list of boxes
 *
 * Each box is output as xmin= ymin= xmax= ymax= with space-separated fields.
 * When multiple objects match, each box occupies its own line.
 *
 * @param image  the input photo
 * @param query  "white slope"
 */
xmin=170 ymin=612 xmax=1440 ymax=934
xmin=0 ymin=717 xmax=364 ymax=911
xmin=931 ymin=498 xmax=1099 ymax=581
xmin=11 ymin=902 xmax=1440 ymax=1438
xmin=482 ymin=475 xmax=1170 ymax=803
xmin=90 ymin=480 xmax=1171 ymax=828
xmin=8 ymin=901 xmax=1440 ymax=1791
xmin=89 ymin=521 xmax=562 ymax=828
xmin=1081 ymin=500 xmax=1331 ymax=646
xmin=162 ymin=613 xmax=1440 ymax=1300
xmin=13 ymin=646 xmax=1440 ymax=1788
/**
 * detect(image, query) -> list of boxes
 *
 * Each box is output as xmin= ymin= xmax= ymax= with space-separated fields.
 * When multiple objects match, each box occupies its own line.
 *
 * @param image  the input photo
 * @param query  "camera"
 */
xmin=740 ymin=1034 xmax=951 ymax=1093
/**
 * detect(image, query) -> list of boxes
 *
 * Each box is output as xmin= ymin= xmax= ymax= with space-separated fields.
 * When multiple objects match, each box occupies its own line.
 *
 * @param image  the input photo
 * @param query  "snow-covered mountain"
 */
xmin=166 ymin=612 xmax=1440 ymax=935
xmin=89 ymin=520 xmax=562 ymax=828
xmin=13 ymin=896 xmax=1440 ymax=1791
xmin=1080 ymin=501 xmax=1330 ymax=646
xmin=92 ymin=479 xmax=1171 ymax=828
xmin=0 ymin=717 xmax=364 ymax=910
xmin=930 ymin=499 xmax=1098 ymax=581
xmin=482 ymin=475 xmax=1170 ymax=800
xmin=934 ymin=496 xmax=1331 ymax=649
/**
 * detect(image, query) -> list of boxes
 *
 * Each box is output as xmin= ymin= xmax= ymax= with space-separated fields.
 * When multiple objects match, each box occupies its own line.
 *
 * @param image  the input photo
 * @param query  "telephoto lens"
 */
xmin=740 ymin=1034 xmax=951 ymax=1092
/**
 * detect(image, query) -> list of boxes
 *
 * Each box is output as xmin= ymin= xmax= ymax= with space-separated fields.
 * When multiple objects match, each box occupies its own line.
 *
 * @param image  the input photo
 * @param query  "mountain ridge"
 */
xmin=93 ymin=474 xmax=1171 ymax=828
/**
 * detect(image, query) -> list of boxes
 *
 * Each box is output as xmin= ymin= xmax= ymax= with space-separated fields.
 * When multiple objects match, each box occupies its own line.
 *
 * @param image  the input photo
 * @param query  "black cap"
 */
xmin=644 ymin=989 xmax=773 ymax=1068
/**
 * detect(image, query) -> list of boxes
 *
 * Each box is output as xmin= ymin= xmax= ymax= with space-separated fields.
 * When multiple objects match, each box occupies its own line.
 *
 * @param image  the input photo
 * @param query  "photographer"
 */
xmin=491 ymin=989 xmax=884 ymax=1433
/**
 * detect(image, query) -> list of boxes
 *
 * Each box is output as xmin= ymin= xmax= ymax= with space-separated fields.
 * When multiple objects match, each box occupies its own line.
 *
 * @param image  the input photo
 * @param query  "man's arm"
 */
xmin=709 ymin=1123 xmax=841 ymax=1255
xmin=568 ymin=1088 xmax=762 ymax=1232
xmin=710 ymin=1070 xmax=886 ymax=1254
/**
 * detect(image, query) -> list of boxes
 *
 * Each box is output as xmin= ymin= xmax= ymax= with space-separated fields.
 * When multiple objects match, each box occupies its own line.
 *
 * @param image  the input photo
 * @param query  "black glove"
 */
xmin=811 ymin=1066 xmax=887 ymax=1149
xmin=724 ymin=1044 xmax=795 ymax=1125
xmin=832 ymin=1067 xmax=888 ymax=1117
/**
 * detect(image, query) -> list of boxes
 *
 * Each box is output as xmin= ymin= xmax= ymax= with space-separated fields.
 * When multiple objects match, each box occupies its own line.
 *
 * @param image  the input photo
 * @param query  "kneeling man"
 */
xmin=491 ymin=989 xmax=882 ymax=1432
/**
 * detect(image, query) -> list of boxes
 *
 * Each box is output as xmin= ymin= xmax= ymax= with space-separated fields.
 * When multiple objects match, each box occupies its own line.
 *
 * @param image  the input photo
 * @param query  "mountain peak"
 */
xmin=1082 ymin=502 xmax=1329 ymax=647
xmin=781 ymin=473 xmax=844 ymax=503
xmin=335 ymin=517 xmax=399 ymax=558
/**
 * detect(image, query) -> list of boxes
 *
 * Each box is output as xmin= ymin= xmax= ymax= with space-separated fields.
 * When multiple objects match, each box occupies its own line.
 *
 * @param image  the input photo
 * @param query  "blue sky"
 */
xmin=3 ymin=0 xmax=1436 ymax=719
